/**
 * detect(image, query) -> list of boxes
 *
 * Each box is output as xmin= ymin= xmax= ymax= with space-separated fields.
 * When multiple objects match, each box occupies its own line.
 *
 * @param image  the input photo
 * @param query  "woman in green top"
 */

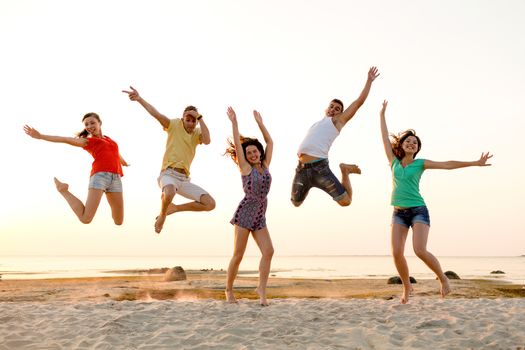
xmin=380 ymin=100 xmax=492 ymax=304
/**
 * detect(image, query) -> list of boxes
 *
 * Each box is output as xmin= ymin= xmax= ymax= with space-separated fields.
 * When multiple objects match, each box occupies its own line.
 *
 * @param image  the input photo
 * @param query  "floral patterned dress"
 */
xmin=230 ymin=167 xmax=272 ymax=231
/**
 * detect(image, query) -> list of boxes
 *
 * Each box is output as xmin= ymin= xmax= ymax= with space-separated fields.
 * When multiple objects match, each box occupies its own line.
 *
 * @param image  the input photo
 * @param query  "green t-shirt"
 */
xmin=391 ymin=158 xmax=426 ymax=207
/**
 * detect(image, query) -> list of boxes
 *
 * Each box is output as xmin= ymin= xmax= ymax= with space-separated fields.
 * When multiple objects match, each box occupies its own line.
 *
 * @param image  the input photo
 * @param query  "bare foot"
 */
xmin=256 ymin=287 xmax=269 ymax=306
xmin=340 ymin=163 xmax=361 ymax=175
xmin=53 ymin=177 xmax=69 ymax=193
xmin=440 ymin=278 xmax=451 ymax=298
xmin=400 ymin=284 xmax=412 ymax=304
xmin=225 ymin=289 xmax=237 ymax=303
xmin=154 ymin=214 xmax=166 ymax=234
xmin=166 ymin=203 xmax=178 ymax=216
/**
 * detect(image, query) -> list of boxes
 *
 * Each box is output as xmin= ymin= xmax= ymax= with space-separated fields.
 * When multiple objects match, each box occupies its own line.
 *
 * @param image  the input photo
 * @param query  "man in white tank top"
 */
xmin=291 ymin=67 xmax=380 ymax=207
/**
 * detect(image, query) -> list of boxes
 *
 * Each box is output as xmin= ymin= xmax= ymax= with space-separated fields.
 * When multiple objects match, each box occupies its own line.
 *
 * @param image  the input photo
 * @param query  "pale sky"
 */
xmin=1 ymin=0 xmax=524 ymax=257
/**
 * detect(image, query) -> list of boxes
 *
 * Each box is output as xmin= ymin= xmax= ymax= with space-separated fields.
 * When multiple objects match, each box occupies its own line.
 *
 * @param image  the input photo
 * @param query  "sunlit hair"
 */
xmin=77 ymin=112 xmax=101 ymax=138
xmin=225 ymin=136 xmax=265 ymax=165
xmin=391 ymin=129 xmax=422 ymax=160
xmin=331 ymin=98 xmax=344 ymax=111
xmin=184 ymin=105 xmax=198 ymax=113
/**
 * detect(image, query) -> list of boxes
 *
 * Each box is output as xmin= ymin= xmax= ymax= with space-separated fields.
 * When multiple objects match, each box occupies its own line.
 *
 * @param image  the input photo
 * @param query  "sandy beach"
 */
xmin=1 ymin=271 xmax=524 ymax=349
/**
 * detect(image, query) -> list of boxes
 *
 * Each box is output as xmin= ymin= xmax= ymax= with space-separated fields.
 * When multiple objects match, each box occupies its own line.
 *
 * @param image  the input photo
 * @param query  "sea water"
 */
xmin=1 ymin=255 xmax=523 ymax=284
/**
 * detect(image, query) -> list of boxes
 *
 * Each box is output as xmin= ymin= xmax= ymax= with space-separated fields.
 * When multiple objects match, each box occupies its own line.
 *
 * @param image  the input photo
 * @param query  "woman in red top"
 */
xmin=24 ymin=112 xmax=128 ymax=225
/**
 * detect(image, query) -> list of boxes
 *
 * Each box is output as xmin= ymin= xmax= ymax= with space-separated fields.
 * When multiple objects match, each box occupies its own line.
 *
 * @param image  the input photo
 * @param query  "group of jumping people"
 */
xmin=24 ymin=67 xmax=492 ymax=304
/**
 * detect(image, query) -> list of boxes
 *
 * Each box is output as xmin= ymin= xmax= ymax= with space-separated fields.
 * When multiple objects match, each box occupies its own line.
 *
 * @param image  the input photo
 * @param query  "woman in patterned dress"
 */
xmin=225 ymin=106 xmax=274 ymax=306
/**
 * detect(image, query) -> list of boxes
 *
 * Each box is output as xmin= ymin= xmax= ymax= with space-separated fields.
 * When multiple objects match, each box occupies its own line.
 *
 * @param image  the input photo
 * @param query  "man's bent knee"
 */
xmin=163 ymin=185 xmax=176 ymax=198
xmin=291 ymin=199 xmax=303 ymax=207
xmin=200 ymin=194 xmax=216 ymax=211
xmin=337 ymin=199 xmax=351 ymax=207
xmin=336 ymin=193 xmax=351 ymax=207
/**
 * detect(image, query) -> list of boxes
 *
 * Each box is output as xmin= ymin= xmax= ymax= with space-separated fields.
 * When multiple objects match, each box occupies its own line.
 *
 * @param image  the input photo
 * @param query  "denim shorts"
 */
xmin=392 ymin=205 xmax=430 ymax=228
xmin=88 ymin=172 xmax=123 ymax=192
xmin=291 ymin=159 xmax=346 ymax=205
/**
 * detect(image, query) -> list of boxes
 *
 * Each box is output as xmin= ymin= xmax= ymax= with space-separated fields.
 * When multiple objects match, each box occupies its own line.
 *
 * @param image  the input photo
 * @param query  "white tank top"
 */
xmin=297 ymin=117 xmax=340 ymax=158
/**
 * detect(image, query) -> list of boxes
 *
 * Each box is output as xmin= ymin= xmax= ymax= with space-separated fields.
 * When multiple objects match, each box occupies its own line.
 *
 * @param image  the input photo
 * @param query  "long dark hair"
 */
xmin=77 ymin=112 xmax=101 ymax=138
xmin=391 ymin=129 xmax=421 ymax=160
xmin=225 ymin=136 xmax=265 ymax=165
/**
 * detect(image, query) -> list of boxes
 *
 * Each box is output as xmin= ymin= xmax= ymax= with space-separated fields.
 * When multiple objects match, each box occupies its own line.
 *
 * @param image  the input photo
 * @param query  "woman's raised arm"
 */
xmin=380 ymin=100 xmax=394 ymax=165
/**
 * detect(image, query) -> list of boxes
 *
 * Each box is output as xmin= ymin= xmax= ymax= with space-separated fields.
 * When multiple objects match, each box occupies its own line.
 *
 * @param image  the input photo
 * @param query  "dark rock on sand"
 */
xmin=444 ymin=271 xmax=460 ymax=279
xmin=164 ymin=266 xmax=187 ymax=281
xmin=490 ymin=270 xmax=505 ymax=274
xmin=387 ymin=276 xmax=417 ymax=284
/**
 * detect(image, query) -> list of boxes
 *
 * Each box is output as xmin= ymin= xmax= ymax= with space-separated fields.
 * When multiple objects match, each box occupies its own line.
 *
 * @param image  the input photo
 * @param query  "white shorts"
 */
xmin=157 ymin=168 xmax=208 ymax=202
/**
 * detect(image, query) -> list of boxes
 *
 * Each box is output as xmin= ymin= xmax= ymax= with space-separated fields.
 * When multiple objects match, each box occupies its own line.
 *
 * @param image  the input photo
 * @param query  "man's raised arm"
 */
xmin=123 ymin=86 xmax=170 ymax=129
xmin=335 ymin=67 xmax=380 ymax=129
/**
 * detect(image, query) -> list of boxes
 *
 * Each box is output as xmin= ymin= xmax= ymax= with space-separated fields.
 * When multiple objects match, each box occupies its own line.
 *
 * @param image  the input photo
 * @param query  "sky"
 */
xmin=1 ymin=0 xmax=524 ymax=258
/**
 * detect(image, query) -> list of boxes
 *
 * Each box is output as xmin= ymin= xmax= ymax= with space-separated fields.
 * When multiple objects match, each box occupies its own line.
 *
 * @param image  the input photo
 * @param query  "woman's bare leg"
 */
xmin=391 ymin=223 xmax=411 ymax=303
xmin=412 ymin=223 xmax=451 ymax=298
xmin=225 ymin=226 xmax=250 ymax=303
xmin=252 ymin=227 xmax=274 ymax=306
xmin=105 ymin=192 xmax=124 ymax=225
xmin=54 ymin=177 xmax=103 ymax=224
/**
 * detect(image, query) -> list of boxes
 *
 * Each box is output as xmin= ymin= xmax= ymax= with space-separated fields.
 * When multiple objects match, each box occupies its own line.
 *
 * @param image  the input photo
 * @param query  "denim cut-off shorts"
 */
xmin=88 ymin=172 xmax=123 ymax=192
xmin=291 ymin=159 xmax=346 ymax=205
xmin=392 ymin=205 xmax=430 ymax=228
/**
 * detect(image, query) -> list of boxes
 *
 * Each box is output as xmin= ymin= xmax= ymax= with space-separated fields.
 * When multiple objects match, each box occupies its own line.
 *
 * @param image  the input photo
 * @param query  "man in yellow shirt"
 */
xmin=123 ymin=86 xmax=216 ymax=233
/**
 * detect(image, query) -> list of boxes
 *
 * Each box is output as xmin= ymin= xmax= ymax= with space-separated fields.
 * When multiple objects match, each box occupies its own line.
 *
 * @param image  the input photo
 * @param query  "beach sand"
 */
xmin=1 ymin=271 xmax=524 ymax=349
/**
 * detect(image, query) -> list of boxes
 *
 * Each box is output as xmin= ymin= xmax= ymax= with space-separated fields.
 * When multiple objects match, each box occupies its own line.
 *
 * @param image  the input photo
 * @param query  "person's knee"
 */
xmin=291 ymin=199 xmax=303 ymax=207
xmin=80 ymin=217 xmax=94 ymax=224
xmin=337 ymin=199 xmax=351 ymax=207
xmin=200 ymin=195 xmax=216 ymax=211
xmin=231 ymin=251 xmax=245 ymax=263
xmin=263 ymin=246 xmax=275 ymax=259
xmin=413 ymin=247 xmax=428 ymax=259
xmin=392 ymin=247 xmax=404 ymax=259
xmin=163 ymin=185 xmax=176 ymax=199
xmin=291 ymin=184 xmax=306 ymax=207
xmin=337 ymin=193 xmax=351 ymax=207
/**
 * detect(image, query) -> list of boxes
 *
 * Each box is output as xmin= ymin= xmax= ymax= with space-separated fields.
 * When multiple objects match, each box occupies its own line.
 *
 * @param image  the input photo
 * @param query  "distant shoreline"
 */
xmin=2 ymin=255 xmax=523 ymax=284
xmin=1 ymin=254 xmax=523 ymax=257
xmin=1 ymin=267 xmax=522 ymax=284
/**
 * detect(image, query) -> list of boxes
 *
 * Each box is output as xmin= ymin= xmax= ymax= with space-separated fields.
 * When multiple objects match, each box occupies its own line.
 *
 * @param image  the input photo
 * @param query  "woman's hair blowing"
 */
xmin=391 ymin=129 xmax=421 ymax=160
xmin=225 ymin=136 xmax=265 ymax=165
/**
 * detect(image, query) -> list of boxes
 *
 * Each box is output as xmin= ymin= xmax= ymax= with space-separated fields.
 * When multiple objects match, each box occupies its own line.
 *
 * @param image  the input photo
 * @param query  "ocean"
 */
xmin=1 ymin=255 xmax=523 ymax=284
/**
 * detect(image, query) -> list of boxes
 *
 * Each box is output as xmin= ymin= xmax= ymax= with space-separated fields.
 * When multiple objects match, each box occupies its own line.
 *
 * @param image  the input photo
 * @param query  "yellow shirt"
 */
xmin=161 ymin=119 xmax=201 ymax=175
